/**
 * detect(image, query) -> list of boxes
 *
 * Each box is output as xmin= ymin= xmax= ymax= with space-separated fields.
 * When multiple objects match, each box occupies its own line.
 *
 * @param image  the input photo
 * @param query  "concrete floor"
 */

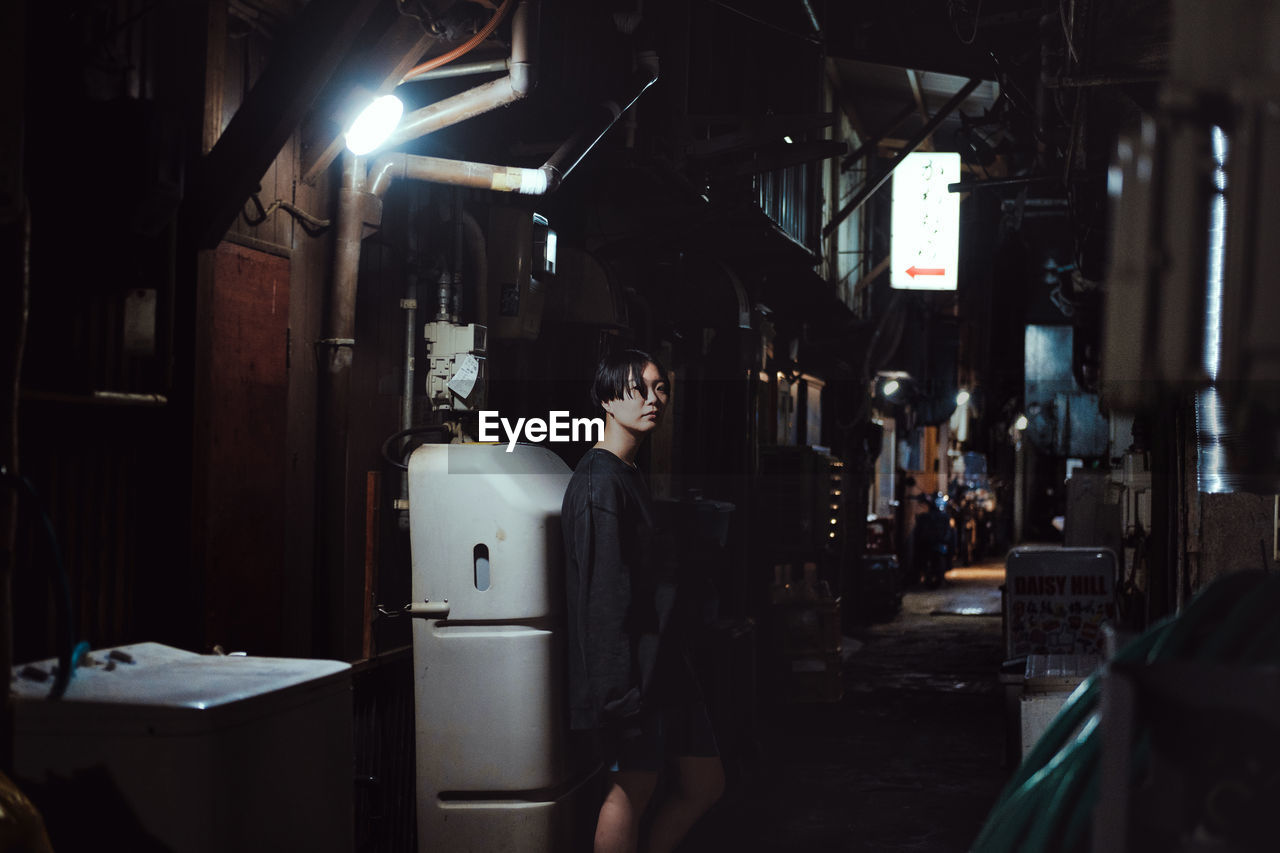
xmin=682 ymin=560 xmax=1011 ymax=852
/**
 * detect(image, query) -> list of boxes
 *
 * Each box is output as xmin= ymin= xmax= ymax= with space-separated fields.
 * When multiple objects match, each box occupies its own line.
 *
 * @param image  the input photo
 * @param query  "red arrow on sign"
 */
xmin=906 ymin=266 xmax=946 ymax=278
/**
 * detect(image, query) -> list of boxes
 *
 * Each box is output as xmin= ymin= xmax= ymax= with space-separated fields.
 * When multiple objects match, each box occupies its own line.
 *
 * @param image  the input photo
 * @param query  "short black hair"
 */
xmin=590 ymin=349 xmax=668 ymax=411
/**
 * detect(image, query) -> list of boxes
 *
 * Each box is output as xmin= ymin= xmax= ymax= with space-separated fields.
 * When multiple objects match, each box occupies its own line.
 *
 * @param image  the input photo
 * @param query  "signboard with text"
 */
xmin=890 ymin=152 xmax=961 ymax=291
xmin=1006 ymin=547 xmax=1116 ymax=657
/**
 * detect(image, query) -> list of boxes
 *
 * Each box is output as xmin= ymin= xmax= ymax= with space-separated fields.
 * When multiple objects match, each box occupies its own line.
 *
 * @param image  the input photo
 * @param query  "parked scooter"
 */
xmin=912 ymin=492 xmax=957 ymax=587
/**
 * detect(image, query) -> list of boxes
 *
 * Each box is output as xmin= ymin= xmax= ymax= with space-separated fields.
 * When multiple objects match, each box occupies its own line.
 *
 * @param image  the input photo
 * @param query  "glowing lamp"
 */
xmin=345 ymin=94 xmax=404 ymax=156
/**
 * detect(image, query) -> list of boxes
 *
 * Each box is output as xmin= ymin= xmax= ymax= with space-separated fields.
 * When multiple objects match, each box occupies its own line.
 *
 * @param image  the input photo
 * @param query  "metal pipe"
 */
xmin=370 ymin=43 xmax=658 ymax=200
xmin=400 ymin=292 xmax=418 ymax=526
xmin=544 ymin=51 xmax=659 ymax=183
xmin=383 ymin=76 xmax=522 ymax=150
xmin=367 ymin=51 xmax=659 ymax=199
xmin=401 ymin=296 xmax=416 ymax=432
xmin=316 ymin=152 xmax=379 ymax=658
xmin=435 ymin=268 xmax=451 ymax=322
xmin=800 ymin=0 xmax=821 ymax=33
xmin=381 ymin=0 xmax=537 ymax=151
xmin=948 ymin=174 xmax=1063 ymax=193
xmin=369 ymin=152 xmax=556 ymax=197
xmin=330 ymin=154 xmax=371 ymax=361
xmin=1042 ymin=73 xmax=1162 ymax=88
xmin=822 ymin=77 xmax=981 ymax=238
xmin=451 ymin=189 xmax=463 ymax=323
xmin=461 ymin=212 xmax=488 ymax=327
xmin=402 ymin=58 xmax=509 ymax=83
xmin=402 ymin=191 xmax=421 ymax=451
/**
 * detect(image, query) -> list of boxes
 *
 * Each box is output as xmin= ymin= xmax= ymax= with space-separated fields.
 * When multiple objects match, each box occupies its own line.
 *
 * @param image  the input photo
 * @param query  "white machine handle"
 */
xmin=405 ymin=600 xmax=451 ymax=619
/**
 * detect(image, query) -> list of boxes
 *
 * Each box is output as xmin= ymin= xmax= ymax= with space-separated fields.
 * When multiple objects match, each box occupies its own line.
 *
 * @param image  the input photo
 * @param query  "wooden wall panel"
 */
xmin=201 ymin=241 xmax=290 ymax=653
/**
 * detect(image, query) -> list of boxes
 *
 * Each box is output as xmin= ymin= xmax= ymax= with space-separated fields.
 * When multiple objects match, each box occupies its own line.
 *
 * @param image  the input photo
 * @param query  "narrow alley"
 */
xmin=686 ymin=560 xmax=1010 ymax=852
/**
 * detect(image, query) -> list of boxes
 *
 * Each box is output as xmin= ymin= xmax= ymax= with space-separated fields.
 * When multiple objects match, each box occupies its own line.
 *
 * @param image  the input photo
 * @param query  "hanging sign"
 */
xmin=890 ymin=152 xmax=961 ymax=291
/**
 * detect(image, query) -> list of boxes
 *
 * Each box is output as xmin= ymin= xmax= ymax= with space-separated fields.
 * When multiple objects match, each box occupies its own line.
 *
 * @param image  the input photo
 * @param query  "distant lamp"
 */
xmin=882 ymin=379 xmax=900 ymax=397
xmin=1014 ymin=414 xmax=1029 ymax=431
xmin=783 ymin=135 xmax=794 ymax=144
xmin=956 ymin=389 xmax=971 ymax=407
xmin=345 ymin=94 xmax=404 ymax=155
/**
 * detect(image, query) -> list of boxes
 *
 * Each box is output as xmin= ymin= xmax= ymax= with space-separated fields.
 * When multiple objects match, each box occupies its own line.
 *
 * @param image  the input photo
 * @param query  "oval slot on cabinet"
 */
xmin=474 ymin=543 xmax=491 ymax=591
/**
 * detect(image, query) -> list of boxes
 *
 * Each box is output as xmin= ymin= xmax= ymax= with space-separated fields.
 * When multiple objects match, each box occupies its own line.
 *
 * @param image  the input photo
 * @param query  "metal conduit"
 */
xmin=382 ymin=0 xmax=536 ymax=151
xmin=367 ymin=51 xmax=660 ymax=200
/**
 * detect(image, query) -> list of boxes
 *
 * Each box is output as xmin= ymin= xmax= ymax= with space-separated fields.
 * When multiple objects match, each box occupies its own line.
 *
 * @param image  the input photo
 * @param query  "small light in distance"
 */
xmin=883 ymin=379 xmax=900 ymax=397
xmin=956 ymin=389 xmax=971 ymax=407
xmin=1014 ymin=414 xmax=1029 ymax=431
xmin=783 ymin=135 xmax=794 ymax=144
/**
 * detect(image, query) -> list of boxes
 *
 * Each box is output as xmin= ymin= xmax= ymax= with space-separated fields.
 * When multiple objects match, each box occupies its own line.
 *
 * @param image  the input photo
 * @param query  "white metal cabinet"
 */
xmin=12 ymin=642 xmax=352 ymax=853
xmin=408 ymin=443 xmax=582 ymax=852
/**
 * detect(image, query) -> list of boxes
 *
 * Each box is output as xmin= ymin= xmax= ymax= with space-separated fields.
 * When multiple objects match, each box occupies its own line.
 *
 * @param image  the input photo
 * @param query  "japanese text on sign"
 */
xmin=890 ymin=152 xmax=961 ymax=291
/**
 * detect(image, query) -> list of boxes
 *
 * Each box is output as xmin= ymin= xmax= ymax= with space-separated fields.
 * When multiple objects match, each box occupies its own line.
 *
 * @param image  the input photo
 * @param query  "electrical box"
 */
xmin=422 ymin=321 xmax=486 ymax=410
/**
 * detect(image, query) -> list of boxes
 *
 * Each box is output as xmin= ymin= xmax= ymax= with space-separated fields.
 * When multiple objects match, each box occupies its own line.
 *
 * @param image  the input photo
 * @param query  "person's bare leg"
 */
xmin=596 ymin=770 xmax=658 ymax=853
xmin=643 ymin=756 xmax=725 ymax=853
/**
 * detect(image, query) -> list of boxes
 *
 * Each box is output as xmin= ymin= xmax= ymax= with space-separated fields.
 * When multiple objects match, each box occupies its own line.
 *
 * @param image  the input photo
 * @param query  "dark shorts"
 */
xmin=604 ymin=695 xmax=719 ymax=773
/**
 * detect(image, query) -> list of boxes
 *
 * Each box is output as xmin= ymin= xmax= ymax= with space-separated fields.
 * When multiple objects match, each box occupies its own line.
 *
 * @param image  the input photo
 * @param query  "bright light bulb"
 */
xmin=956 ymin=389 xmax=971 ymax=407
xmin=345 ymin=95 xmax=404 ymax=156
xmin=783 ymin=135 xmax=794 ymax=144
xmin=1015 ymin=414 xmax=1029 ymax=431
xmin=883 ymin=379 xmax=900 ymax=397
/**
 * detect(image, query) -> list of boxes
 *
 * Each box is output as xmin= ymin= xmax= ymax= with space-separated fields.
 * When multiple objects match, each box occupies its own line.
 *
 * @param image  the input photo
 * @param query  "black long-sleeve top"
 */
xmin=562 ymin=448 xmax=678 ymax=731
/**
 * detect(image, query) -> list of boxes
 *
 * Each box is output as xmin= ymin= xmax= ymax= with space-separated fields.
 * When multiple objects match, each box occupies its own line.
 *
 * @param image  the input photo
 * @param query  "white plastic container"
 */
xmin=12 ymin=642 xmax=352 ymax=853
xmin=1019 ymin=653 xmax=1100 ymax=758
xmin=408 ymin=443 xmax=583 ymax=852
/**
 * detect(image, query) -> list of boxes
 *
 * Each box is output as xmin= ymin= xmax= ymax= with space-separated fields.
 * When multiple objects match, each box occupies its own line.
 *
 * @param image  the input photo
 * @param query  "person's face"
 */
xmin=602 ymin=362 xmax=669 ymax=434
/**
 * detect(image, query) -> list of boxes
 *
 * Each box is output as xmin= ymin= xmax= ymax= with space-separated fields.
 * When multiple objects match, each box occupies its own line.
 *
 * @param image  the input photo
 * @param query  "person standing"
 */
xmin=562 ymin=349 xmax=723 ymax=853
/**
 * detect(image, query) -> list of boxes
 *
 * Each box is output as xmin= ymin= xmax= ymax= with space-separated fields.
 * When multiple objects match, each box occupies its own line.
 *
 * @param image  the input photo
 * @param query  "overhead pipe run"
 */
xmin=318 ymin=13 xmax=660 ymax=658
xmin=382 ymin=0 xmax=537 ymax=151
xmin=325 ymin=12 xmax=661 ymax=375
xmin=390 ymin=58 xmax=654 ymax=193
xmin=403 ymin=58 xmax=510 ymax=83
xmin=370 ymin=51 xmax=660 ymax=199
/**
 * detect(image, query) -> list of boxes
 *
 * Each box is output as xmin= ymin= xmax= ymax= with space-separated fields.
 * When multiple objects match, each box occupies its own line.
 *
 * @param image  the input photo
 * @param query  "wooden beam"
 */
xmin=686 ymin=113 xmax=836 ymax=158
xmin=822 ymin=77 xmax=981 ymax=238
xmin=840 ymin=102 xmax=916 ymax=171
xmin=904 ymin=68 xmax=934 ymax=151
xmin=852 ymin=256 xmax=891 ymax=297
xmin=714 ymin=140 xmax=849 ymax=177
xmin=825 ymin=57 xmax=868 ymax=140
xmin=905 ymin=68 xmax=928 ymax=122
xmin=184 ymin=0 xmax=383 ymax=249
